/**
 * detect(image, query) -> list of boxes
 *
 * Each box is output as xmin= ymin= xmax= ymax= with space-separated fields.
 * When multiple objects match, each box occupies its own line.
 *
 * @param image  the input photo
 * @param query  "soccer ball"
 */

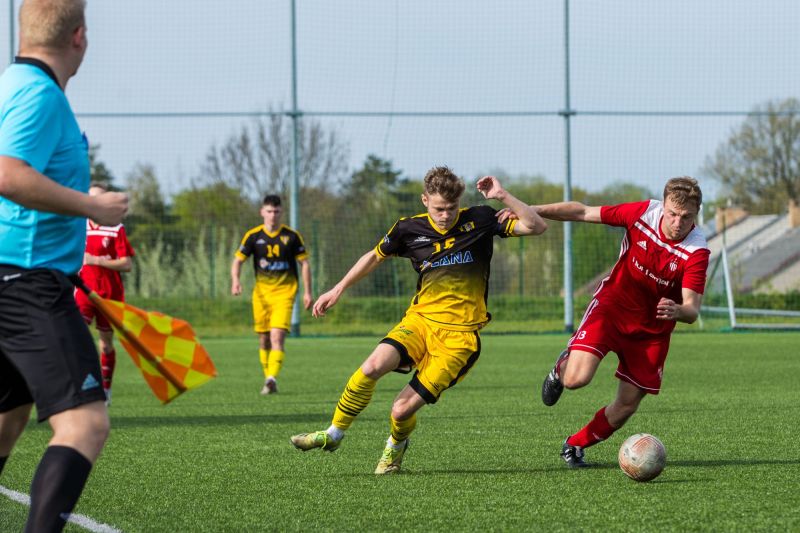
xmin=618 ymin=433 xmax=666 ymax=482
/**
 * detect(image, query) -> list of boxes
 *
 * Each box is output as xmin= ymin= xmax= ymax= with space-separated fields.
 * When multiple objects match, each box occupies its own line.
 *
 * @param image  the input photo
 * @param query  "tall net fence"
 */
xmin=2 ymin=0 xmax=799 ymax=334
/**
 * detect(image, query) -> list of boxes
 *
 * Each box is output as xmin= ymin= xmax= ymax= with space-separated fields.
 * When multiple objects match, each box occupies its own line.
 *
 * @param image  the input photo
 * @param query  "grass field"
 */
xmin=2 ymin=331 xmax=799 ymax=532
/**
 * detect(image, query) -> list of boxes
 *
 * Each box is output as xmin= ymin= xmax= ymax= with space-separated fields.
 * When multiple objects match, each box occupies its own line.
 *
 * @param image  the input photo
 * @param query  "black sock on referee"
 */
xmin=0 ymin=455 xmax=7 ymax=475
xmin=25 ymin=445 xmax=92 ymax=533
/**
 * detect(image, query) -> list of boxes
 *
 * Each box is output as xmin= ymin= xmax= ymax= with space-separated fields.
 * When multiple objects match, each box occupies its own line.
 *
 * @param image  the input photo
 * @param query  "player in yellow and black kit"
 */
xmin=290 ymin=167 xmax=547 ymax=474
xmin=231 ymin=195 xmax=313 ymax=395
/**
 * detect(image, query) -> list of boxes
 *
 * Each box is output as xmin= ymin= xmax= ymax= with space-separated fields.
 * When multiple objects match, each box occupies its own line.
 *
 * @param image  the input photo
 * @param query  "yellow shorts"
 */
xmin=252 ymin=284 xmax=295 ymax=332
xmin=381 ymin=312 xmax=481 ymax=403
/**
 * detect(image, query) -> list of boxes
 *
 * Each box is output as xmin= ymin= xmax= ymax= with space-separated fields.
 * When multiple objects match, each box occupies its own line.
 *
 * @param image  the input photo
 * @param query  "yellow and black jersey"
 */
xmin=375 ymin=205 xmax=518 ymax=331
xmin=235 ymin=224 xmax=308 ymax=296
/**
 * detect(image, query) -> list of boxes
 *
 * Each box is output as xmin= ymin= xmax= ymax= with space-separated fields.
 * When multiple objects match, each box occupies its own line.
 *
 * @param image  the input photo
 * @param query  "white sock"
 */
xmin=326 ymin=425 xmax=344 ymax=442
xmin=386 ymin=436 xmax=405 ymax=449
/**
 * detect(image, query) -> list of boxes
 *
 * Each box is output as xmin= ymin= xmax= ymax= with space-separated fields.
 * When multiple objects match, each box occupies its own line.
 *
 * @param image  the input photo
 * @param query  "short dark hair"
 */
xmin=262 ymin=194 xmax=282 ymax=207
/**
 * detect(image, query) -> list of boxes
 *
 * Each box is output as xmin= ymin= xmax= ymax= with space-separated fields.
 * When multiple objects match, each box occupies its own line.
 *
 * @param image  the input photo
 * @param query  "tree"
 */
xmin=88 ymin=144 xmax=115 ymax=188
xmin=200 ymin=110 xmax=350 ymax=200
xmin=704 ymin=98 xmax=800 ymax=214
xmin=171 ymin=183 xmax=257 ymax=233
xmin=317 ymin=155 xmax=413 ymax=298
xmin=126 ymin=163 xmax=167 ymax=224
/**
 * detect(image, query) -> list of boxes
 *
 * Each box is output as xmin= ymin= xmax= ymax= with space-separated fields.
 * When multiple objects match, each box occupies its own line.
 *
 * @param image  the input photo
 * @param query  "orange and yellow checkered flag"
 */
xmin=73 ymin=279 xmax=217 ymax=404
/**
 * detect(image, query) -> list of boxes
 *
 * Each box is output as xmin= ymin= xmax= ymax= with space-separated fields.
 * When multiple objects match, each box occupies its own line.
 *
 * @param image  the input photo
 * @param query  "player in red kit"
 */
xmin=514 ymin=177 xmax=709 ymax=467
xmin=75 ymin=182 xmax=135 ymax=405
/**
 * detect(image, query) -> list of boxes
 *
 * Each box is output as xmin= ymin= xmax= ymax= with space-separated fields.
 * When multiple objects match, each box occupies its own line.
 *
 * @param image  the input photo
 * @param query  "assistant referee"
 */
xmin=0 ymin=1 xmax=128 ymax=531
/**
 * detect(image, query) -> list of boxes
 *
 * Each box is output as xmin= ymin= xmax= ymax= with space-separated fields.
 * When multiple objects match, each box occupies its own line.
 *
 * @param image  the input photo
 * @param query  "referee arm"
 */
xmin=0 ymin=156 xmax=128 ymax=225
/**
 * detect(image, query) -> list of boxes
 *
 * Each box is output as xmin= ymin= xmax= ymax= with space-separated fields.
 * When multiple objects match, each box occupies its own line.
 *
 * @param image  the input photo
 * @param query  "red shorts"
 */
xmin=568 ymin=299 xmax=671 ymax=394
xmin=73 ymin=282 xmax=124 ymax=332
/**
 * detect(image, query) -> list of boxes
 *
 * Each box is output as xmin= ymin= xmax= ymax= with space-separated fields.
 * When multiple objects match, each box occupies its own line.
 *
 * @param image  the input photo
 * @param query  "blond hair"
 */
xmin=423 ymin=166 xmax=465 ymax=202
xmin=19 ymin=0 xmax=86 ymax=50
xmin=663 ymin=176 xmax=702 ymax=211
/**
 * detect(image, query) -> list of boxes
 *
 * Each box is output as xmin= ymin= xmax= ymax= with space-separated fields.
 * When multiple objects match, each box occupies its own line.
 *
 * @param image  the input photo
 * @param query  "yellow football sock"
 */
xmin=259 ymin=349 xmax=269 ymax=379
xmin=267 ymin=350 xmax=285 ymax=378
xmin=331 ymin=368 xmax=376 ymax=430
xmin=390 ymin=413 xmax=417 ymax=444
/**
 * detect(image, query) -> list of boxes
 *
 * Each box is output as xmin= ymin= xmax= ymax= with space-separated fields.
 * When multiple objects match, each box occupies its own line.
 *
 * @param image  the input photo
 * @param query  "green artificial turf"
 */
xmin=1 ymin=332 xmax=798 ymax=532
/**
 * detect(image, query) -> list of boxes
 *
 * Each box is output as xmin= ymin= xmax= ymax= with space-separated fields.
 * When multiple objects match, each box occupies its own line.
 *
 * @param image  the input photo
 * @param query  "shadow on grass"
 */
xmin=106 ymin=413 xmax=328 ymax=428
xmin=337 ymin=457 xmax=799 ymax=478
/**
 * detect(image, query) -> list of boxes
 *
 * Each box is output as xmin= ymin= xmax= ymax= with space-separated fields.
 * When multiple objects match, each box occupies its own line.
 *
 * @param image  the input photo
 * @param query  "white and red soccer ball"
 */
xmin=618 ymin=433 xmax=666 ymax=482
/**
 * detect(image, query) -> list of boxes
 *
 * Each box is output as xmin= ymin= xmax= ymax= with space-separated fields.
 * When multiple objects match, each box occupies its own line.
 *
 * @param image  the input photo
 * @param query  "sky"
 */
xmin=1 ymin=0 xmax=799 ymax=203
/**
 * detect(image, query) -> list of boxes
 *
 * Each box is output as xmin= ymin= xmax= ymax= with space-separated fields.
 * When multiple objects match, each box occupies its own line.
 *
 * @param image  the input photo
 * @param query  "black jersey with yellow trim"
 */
xmin=235 ymin=224 xmax=308 ymax=289
xmin=375 ymin=205 xmax=517 ymax=331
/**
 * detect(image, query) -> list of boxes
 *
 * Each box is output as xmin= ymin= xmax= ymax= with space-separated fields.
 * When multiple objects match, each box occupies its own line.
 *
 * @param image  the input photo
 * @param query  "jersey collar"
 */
xmin=14 ymin=56 xmax=62 ymax=90
xmin=263 ymin=224 xmax=284 ymax=238
xmin=426 ymin=209 xmax=463 ymax=235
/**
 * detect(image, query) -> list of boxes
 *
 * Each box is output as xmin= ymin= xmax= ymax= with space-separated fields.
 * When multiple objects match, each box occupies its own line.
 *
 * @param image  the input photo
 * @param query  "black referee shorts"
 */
xmin=0 ymin=266 xmax=105 ymax=422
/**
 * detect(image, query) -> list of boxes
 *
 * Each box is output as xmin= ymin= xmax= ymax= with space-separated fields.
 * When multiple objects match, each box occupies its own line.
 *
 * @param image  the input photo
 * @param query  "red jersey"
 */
xmin=79 ymin=221 xmax=135 ymax=299
xmin=595 ymin=200 xmax=709 ymax=337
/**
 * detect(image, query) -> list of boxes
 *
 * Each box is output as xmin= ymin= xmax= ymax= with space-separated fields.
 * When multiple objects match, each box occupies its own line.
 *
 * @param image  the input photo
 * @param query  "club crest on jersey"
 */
xmin=459 ymin=221 xmax=476 ymax=233
xmin=280 ymin=235 xmax=290 ymax=245
xmin=669 ymin=260 xmax=678 ymax=271
xmin=102 ymin=237 xmax=110 ymax=248
xmin=259 ymin=258 xmax=268 ymax=269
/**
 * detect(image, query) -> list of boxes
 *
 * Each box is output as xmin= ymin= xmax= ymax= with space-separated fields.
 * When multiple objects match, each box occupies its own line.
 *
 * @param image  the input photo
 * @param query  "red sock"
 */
xmin=567 ymin=406 xmax=616 ymax=449
xmin=101 ymin=349 xmax=116 ymax=390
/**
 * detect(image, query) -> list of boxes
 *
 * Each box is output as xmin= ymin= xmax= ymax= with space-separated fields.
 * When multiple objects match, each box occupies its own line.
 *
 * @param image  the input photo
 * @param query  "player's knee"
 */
xmin=390 ymin=402 xmax=413 ymax=421
xmin=360 ymin=362 xmax=382 ymax=380
xmin=562 ymin=373 xmax=591 ymax=389
xmin=51 ymin=407 xmax=109 ymax=459
xmin=91 ymin=421 xmax=110 ymax=450
xmin=79 ymin=409 xmax=110 ymax=443
xmin=83 ymin=412 xmax=110 ymax=458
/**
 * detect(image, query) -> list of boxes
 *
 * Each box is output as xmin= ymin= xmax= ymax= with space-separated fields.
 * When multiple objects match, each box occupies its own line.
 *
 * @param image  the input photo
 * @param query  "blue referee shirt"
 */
xmin=0 ymin=60 xmax=90 ymax=273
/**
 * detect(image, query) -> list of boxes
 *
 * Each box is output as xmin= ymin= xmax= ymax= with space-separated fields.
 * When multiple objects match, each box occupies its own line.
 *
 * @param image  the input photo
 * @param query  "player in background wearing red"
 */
xmin=75 ymin=182 xmax=135 ymax=406
xmin=515 ymin=177 xmax=709 ymax=467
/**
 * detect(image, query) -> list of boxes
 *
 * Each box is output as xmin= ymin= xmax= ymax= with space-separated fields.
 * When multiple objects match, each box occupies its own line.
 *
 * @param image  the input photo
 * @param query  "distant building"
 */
xmin=704 ymin=201 xmax=800 ymax=294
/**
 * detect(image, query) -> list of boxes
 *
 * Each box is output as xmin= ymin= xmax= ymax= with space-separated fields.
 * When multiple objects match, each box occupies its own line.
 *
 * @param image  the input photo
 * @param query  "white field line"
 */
xmin=0 ymin=484 xmax=122 ymax=533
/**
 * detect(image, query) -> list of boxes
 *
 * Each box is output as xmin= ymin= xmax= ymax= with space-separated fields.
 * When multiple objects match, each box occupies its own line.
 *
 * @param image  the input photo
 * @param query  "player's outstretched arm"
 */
xmin=476 ymin=175 xmax=547 ymax=235
xmin=0 ymin=156 xmax=128 ymax=225
xmin=495 ymin=201 xmax=602 ymax=225
xmin=312 ymin=250 xmax=384 ymax=317
xmin=534 ymin=201 xmax=603 ymax=223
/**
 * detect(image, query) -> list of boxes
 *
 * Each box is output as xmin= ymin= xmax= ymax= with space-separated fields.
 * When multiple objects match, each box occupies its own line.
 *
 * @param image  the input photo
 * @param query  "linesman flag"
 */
xmin=72 ymin=278 xmax=217 ymax=404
